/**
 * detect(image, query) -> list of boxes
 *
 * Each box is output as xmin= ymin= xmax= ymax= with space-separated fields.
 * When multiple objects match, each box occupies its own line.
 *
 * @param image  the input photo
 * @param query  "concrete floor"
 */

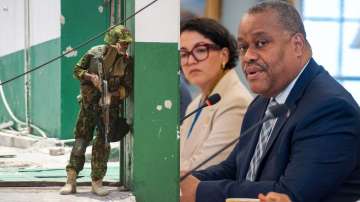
xmin=0 ymin=186 xmax=134 ymax=202
xmin=0 ymin=135 xmax=134 ymax=201
xmin=0 ymin=143 xmax=121 ymax=183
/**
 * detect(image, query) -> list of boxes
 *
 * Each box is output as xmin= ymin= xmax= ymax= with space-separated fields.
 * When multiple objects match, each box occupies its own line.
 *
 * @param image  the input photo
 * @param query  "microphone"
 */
xmin=180 ymin=103 xmax=290 ymax=181
xmin=180 ymin=93 xmax=221 ymax=123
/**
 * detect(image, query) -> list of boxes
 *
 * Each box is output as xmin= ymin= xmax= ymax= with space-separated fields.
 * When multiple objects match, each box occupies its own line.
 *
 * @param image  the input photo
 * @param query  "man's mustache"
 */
xmin=243 ymin=61 xmax=268 ymax=72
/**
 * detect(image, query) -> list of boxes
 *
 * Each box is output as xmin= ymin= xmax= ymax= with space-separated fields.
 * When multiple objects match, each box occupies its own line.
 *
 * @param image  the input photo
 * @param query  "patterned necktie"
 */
xmin=246 ymin=99 xmax=278 ymax=181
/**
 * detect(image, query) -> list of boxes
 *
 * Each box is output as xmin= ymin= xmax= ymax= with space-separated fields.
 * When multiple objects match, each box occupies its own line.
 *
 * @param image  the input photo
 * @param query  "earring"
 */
xmin=221 ymin=63 xmax=226 ymax=70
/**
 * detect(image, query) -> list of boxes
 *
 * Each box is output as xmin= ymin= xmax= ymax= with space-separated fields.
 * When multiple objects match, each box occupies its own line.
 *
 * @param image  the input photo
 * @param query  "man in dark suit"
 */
xmin=180 ymin=2 xmax=360 ymax=202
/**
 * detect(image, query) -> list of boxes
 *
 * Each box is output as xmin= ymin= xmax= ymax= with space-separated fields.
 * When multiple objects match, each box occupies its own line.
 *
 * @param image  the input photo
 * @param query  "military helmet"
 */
xmin=104 ymin=25 xmax=133 ymax=45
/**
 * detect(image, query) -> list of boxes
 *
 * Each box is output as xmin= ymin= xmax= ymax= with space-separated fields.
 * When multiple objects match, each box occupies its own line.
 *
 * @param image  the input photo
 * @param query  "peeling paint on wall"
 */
xmin=164 ymin=100 xmax=172 ymax=109
xmin=60 ymin=15 xmax=65 ymax=25
xmin=176 ymin=126 xmax=180 ymax=139
xmin=156 ymin=105 xmax=162 ymax=111
xmin=98 ymin=6 xmax=104 ymax=13
xmin=157 ymin=127 xmax=162 ymax=138
xmin=62 ymin=46 xmax=77 ymax=57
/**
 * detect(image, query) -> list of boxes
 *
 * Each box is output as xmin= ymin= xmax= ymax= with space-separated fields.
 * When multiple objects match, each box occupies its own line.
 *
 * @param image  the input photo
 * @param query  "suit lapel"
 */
xmin=255 ymin=58 xmax=323 ymax=179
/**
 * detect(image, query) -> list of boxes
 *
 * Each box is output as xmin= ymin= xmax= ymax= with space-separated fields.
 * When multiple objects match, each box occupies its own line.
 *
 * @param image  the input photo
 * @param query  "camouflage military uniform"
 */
xmin=66 ymin=25 xmax=133 ymax=181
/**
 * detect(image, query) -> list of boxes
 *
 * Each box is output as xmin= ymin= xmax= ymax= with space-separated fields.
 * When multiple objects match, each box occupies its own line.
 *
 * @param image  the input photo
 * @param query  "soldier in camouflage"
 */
xmin=60 ymin=25 xmax=133 ymax=196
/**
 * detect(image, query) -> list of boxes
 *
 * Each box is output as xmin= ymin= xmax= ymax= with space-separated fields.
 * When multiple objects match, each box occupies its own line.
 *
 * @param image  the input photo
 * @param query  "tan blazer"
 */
xmin=180 ymin=69 xmax=253 ymax=171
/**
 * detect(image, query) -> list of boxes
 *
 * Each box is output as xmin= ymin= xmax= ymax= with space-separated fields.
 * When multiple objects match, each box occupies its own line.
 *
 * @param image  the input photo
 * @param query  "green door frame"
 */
xmin=123 ymin=0 xmax=180 ymax=201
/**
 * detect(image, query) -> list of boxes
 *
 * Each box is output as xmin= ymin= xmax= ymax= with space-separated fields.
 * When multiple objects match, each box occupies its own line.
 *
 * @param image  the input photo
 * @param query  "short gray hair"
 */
xmin=248 ymin=1 xmax=306 ymax=38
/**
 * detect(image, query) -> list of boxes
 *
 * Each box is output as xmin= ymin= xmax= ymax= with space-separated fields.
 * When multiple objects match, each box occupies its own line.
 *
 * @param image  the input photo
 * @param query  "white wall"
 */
xmin=135 ymin=0 xmax=179 ymax=43
xmin=0 ymin=0 xmax=60 ymax=57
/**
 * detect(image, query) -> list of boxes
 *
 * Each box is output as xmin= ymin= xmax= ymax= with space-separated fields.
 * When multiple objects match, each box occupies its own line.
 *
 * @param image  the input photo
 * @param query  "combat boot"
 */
xmin=59 ymin=169 xmax=77 ymax=194
xmin=91 ymin=179 xmax=109 ymax=196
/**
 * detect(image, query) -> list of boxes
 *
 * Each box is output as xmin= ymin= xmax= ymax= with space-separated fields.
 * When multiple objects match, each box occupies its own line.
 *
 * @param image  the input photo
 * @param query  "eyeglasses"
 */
xmin=180 ymin=43 xmax=221 ymax=66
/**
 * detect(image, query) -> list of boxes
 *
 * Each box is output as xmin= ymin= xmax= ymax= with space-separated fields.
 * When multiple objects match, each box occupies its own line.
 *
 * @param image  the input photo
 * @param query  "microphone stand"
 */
xmin=180 ymin=93 xmax=221 ymax=124
xmin=180 ymin=104 xmax=207 ymax=124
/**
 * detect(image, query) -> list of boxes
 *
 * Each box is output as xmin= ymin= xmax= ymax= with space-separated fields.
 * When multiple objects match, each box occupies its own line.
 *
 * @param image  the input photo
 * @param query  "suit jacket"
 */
xmin=180 ymin=69 xmax=253 ymax=171
xmin=193 ymin=59 xmax=360 ymax=202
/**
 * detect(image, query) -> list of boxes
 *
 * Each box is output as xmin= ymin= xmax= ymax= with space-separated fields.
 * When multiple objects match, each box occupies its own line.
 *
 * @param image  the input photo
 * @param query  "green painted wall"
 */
xmin=30 ymin=39 xmax=61 ymax=137
xmin=60 ymin=0 xmax=110 ymax=139
xmin=119 ymin=0 xmax=135 ymax=188
xmin=0 ymin=38 xmax=61 ymax=137
xmin=133 ymin=42 xmax=179 ymax=202
xmin=0 ymin=0 xmax=112 ymax=139
xmin=0 ymin=52 xmax=26 ymax=123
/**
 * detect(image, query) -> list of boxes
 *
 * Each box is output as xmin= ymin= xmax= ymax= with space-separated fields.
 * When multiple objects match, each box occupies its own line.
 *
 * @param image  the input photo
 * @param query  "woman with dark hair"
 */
xmin=180 ymin=18 xmax=252 ymax=171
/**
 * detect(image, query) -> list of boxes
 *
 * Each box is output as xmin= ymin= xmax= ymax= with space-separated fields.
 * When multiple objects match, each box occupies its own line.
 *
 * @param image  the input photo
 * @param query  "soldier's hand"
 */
xmin=90 ymin=74 xmax=101 ymax=91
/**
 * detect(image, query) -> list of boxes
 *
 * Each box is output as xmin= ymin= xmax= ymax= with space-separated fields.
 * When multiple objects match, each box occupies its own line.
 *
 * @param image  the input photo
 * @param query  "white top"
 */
xmin=180 ymin=69 xmax=253 ymax=171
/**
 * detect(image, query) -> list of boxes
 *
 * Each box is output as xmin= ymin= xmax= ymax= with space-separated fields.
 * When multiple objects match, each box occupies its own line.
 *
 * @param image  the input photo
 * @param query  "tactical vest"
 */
xmin=80 ymin=45 xmax=132 ymax=105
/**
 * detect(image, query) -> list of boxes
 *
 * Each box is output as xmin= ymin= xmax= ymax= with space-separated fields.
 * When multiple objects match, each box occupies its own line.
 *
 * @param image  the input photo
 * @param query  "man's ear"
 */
xmin=292 ymin=33 xmax=305 ymax=57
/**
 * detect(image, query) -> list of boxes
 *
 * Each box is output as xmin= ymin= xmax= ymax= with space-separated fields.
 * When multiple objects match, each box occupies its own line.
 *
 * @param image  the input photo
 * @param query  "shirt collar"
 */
xmin=273 ymin=60 xmax=310 ymax=104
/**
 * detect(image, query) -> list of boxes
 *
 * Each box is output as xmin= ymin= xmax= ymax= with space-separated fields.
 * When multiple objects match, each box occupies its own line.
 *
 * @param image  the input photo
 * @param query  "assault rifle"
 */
xmin=96 ymin=56 xmax=110 ymax=145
